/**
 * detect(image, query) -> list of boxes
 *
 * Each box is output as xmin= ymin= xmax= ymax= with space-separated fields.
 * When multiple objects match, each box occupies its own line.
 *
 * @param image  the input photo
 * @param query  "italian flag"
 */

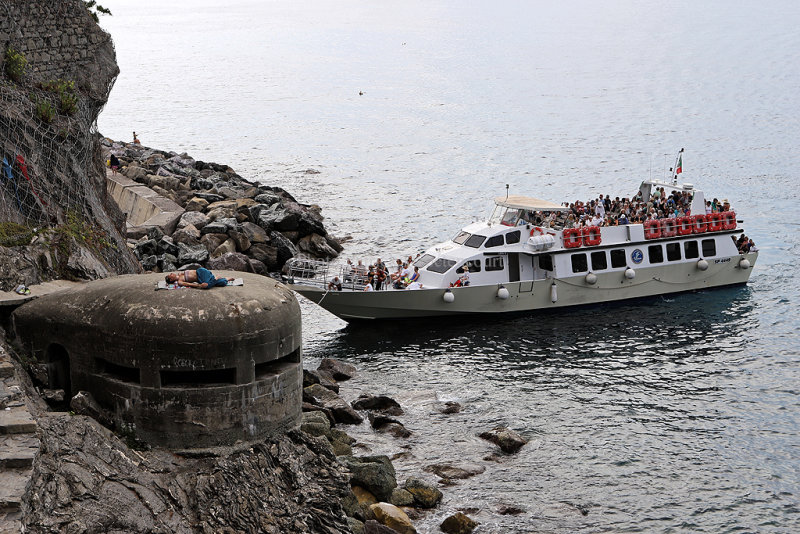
xmin=676 ymin=155 xmax=683 ymax=174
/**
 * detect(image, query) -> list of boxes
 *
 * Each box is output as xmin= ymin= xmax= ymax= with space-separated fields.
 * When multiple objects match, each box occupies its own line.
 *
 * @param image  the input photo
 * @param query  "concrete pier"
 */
xmin=11 ymin=272 xmax=303 ymax=449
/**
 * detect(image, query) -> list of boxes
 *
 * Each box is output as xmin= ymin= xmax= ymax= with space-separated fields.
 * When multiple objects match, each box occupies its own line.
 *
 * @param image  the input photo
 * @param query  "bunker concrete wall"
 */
xmin=106 ymin=172 xmax=184 ymax=236
xmin=11 ymin=272 xmax=303 ymax=449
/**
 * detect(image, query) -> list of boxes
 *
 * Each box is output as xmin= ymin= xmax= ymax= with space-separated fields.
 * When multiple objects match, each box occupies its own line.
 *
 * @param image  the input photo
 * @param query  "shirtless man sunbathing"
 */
xmin=165 ymin=267 xmax=228 ymax=289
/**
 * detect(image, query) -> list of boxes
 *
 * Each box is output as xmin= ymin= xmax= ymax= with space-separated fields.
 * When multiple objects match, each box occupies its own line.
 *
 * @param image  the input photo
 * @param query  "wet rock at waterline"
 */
xmin=318 ymin=357 xmax=357 ymax=381
xmin=478 ymin=426 xmax=527 ymax=453
xmin=352 ymin=393 xmax=404 ymax=415
xmin=440 ymin=512 xmax=478 ymax=534
xmin=303 ymin=384 xmax=363 ymax=425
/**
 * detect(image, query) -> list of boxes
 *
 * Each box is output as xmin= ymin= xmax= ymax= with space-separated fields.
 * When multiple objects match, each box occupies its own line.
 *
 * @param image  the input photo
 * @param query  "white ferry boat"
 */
xmin=286 ymin=179 xmax=758 ymax=320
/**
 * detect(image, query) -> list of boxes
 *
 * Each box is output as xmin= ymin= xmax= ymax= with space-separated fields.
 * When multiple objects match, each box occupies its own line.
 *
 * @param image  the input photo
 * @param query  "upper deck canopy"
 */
xmin=494 ymin=195 xmax=569 ymax=212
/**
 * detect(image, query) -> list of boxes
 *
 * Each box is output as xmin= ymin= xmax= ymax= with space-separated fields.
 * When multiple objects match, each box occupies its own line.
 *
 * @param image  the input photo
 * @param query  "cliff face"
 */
xmin=0 ymin=0 xmax=139 ymax=285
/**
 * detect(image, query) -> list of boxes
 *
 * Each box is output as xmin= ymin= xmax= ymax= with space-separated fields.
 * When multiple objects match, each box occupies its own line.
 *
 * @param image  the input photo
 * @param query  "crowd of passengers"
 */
xmin=327 ymin=256 xmax=423 ymax=292
xmin=520 ymin=187 xmax=735 ymax=229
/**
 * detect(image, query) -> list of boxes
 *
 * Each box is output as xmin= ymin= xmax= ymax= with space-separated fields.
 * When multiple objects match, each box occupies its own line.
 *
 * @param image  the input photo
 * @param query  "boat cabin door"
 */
xmin=508 ymin=253 xmax=520 ymax=283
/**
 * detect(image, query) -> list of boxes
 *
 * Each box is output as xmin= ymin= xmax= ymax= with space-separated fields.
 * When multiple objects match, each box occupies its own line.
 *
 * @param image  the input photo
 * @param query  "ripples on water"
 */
xmin=98 ymin=0 xmax=800 ymax=531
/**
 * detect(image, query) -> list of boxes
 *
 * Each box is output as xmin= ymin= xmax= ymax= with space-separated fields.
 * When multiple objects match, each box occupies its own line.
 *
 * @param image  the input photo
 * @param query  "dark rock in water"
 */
xmin=206 ymin=252 xmax=254 ymax=273
xmin=363 ymin=520 xmax=399 ymax=534
xmin=303 ymin=384 xmax=363 ymax=425
xmin=403 ymin=477 xmax=442 ymax=509
xmin=303 ymin=368 xmax=340 ymax=393
xmin=352 ymin=394 xmax=403 ymax=415
xmin=497 ymin=504 xmax=525 ymax=515
xmin=23 ymin=415 xmax=352 ymax=533
xmin=367 ymin=413 xmax=410 ymax=439
xmin=389 ymin=488 xmax=414 ymax=507
xmin=318 ymin=358 xmax=357 ymax=381
xmin=177 ymin=242 xmax=209 ymax=264
xmin=254 ymin=192 xmax=281 ymax=206
xmin=478 ymin=426 xmax=527 ymax=453
xmin=437 ymin=401 xmax=462 ymax=414
xmin=326 ymin=234 xmax=344 ymax=253
xmin=440 ymin=512 xmax=478 ymax=534
xmin=302 ymin=402 xmax=336 ymax=426
xmin=423 ymin=462 xmax=486 ymax=480
xmin=338 ymin=455 xmax=397 ymax=501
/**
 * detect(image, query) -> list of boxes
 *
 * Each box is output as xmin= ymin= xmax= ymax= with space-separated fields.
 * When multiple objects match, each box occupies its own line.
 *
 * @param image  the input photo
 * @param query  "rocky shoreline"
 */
xmin=103 ymin=138 xmax=343 ymax=276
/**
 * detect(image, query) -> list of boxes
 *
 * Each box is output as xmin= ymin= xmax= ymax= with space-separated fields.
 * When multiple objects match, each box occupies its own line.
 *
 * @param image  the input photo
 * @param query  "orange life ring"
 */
xmin=721 ymin=211 xmax=737 ymax=230
xmin=692 ymin=214 xmax=708 ymax=234
xmin=707 ymin=212 xmax=723 ymax=232
xmin=563 ymin=228 xmax=583 ymax=248
xmin=677 ymin=216 xmax=693 ymax=236
xmin=662 ymin=218 xmax=678 ymax=238
xmin=530 ymin=226 xmax=544 ymax=237
xmin=582 ymin=226 xmax=602 ymax=246
xmin=643 ymin=219 xmax=662 ymax=239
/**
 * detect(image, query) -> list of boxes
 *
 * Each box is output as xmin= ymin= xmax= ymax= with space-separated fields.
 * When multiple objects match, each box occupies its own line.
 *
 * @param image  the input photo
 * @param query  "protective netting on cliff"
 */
xmin=0 ymin=0 xmax=115 ymax=246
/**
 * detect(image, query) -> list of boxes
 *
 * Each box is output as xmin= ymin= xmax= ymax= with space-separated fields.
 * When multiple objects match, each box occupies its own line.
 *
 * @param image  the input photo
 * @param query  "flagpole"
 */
xmin=672 ymin=148 xmax=684 ymax=184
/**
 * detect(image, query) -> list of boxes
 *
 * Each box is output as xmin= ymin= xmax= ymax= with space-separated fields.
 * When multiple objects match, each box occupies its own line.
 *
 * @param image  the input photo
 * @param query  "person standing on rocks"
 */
xmin=109 ymin=153 xmax=120 ymax=175
xmin=133 ymin=131 xmax=140 ymax=144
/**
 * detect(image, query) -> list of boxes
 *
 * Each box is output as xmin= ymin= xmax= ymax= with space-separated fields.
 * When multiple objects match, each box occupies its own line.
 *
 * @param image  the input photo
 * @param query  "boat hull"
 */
xmin=290 ymin=251 xmax=758 ymax=320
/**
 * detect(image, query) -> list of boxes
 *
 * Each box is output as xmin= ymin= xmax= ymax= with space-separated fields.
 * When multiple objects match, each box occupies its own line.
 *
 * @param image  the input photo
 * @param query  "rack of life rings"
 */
xmin=559 ymin=211 xmax=737 ymax=249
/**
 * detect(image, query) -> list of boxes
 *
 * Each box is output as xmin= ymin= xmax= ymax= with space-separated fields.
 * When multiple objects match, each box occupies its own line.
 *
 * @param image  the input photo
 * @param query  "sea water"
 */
xmin=99 ymin=1 xmax=800 ymax=531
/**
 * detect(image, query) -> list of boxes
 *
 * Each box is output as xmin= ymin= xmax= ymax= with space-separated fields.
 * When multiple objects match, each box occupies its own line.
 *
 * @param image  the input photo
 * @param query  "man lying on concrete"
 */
xmin=165 ymin=268 xmax=230 ymax=289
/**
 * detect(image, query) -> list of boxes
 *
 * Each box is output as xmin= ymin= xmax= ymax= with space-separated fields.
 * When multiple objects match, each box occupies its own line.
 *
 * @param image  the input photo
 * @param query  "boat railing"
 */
xmin=284 ymin=257 xmax=378 ymax=291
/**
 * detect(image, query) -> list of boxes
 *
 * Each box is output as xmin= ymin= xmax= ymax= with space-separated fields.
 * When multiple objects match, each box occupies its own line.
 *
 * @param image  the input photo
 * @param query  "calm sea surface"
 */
xmin=98 ymin=1 xmax=800 ymax=531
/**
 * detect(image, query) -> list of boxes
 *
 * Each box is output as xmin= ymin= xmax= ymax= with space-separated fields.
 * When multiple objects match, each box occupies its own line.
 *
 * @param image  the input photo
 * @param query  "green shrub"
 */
xmin=0 ymin=222 xmax=33 ymax=247
xmin=35 ymin=99 xmax=55 ymax=123
xmin=43 ymin=79 xmax=78 ymax=115
xmin=4 ymin=47 xmax=27 ymax=83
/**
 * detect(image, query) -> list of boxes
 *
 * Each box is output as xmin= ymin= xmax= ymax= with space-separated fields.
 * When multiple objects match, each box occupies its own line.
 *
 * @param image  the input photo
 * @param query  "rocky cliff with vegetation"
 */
xmin=0 ymin=0 xmax=141 ymax=290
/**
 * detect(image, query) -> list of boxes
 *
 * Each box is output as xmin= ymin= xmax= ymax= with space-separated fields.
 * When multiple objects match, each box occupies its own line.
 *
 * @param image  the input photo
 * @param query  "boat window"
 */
xmin=590 ymin=251 xmax=607 ymax=271
xmin=648 ymin=244 xmax=664 ymax=263
xmin=464 ymin=234 xmax=487 ymax=248
xmin=571 ymin=253 xmax=588 ymax=273
xmin=505 ymin=230 xmax=521 ymax=244
xmin=666 ymin=242 xmax=682 ymax=261
xmin=485 ymin=256 xmax=504 ymax=271
xmin=485 ymin=235 xmax=504 ymax=248
xmin=539 ymin=253 xmax=553 ymax=271
xmin=610 ymin=249 xmax=627 ymax=268
xmin=501 ymin=209 xmax=519 ymax=226
xmin=452 ymin=231 xmax=471 ymax=245
xmin=427 ymin=258 xmax=457 ymax=273
xmin=702 ymin=239 xmax=717 ymax=257
xmin=414 ymin=254 xmax=435 ymax=269
xmin=456 ymin=260 xmax=482 ymax=273
xmin=684 ymin=240 xmax=699 ymax=259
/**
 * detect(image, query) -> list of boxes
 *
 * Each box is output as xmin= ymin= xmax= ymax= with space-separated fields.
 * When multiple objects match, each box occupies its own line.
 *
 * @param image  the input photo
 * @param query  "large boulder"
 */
xmin=270 ymin=231 xmax=298 ymax=267
xmin=369 ymin=503 xmax=415 ymax=534
xmin=177 ymin=210 xmax=209 ymax=231
xmin=297 ymin=233 xmax=339 ymax=259
xmin=177 ymin=242 xmax=209 ymax=264
xmin=206 ymin=252 xmax=254 ymax=273
xmin=241 ymin=222 xmax=268 ymax=244
xmin=303 ymin=384 xmax=362 ymax=425
xmin=352 ymin=394 xmax=403 ymax=415
xmin=338 ymin=455 xmax=397 ymax=501
xmin=318 ymin=358 xmax=356 ymax=381
xmin=201 ymin=233 xmax=229 ymax=254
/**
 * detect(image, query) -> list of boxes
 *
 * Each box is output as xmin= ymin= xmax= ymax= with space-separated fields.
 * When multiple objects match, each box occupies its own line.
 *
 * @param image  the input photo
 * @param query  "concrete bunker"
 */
xmin=12 ymin=272 xmax=303 ymax=449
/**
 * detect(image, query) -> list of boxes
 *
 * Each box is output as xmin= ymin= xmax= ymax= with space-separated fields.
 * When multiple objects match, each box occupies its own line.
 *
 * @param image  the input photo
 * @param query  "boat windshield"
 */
xmin=501 ymin=208 xmax=521 ymax=226
xmin=427 ymin=258 xmax=457 ymax=273
xmin=453 ymin=231 xmax=471 ymax=244
xmin=453 ymin=232 xmax=487 ymax=248
xmin=415 ymin=254 xmax=435 ymax=269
